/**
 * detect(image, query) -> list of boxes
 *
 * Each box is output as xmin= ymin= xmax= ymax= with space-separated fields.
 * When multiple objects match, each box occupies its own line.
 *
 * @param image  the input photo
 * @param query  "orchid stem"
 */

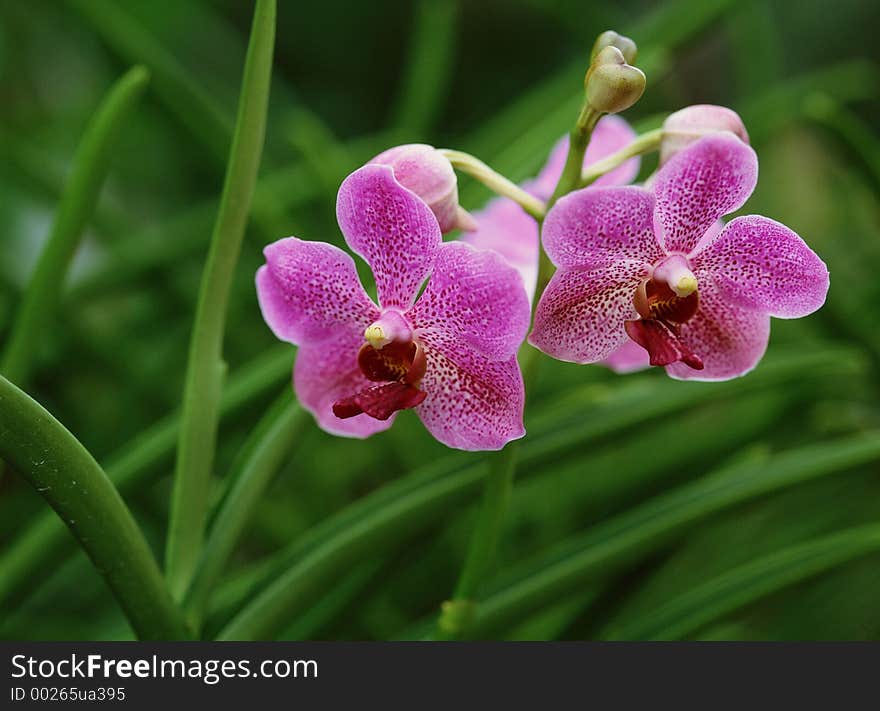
xmin=439 ymin=149 xmax=546 ymax=220
xmin=165 ymin=0 xmax=275 ymax=601
xmin=579 ymin=127 xmax=662 ymax=187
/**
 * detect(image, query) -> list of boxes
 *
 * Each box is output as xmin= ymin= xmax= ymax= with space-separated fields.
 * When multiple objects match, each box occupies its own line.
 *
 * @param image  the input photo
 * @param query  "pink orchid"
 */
xmin=462 ymin=115 xmax=642 ymax=301
xmin=256 ymin=164 xmax=530 ymax=451
xmin=529 ymin=134 xmax=830 ymax=380
xmin=461 ymin=115 xmax=648 ymax=371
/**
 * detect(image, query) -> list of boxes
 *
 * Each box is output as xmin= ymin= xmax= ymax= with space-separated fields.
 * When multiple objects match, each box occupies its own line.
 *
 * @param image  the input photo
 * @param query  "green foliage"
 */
xmin=1 ymin=0 xmax=878 ymax=640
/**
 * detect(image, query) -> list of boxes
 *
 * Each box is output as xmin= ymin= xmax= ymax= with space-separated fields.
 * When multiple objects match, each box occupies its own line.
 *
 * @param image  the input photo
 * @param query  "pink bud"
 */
xmin=370 ymin=144 xmax=476 ymax=233
xmin=660 ymin=105 xmax=749 ymax=164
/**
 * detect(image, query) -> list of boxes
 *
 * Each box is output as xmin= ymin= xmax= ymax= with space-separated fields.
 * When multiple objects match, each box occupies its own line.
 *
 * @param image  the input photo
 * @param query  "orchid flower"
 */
xmin=461 ymin=115 xmax=648 ymax=371
xmin=256 ymin=164 xmax=531 ymax=450
xmin=529 ymin=133 xmax=830 ymax=380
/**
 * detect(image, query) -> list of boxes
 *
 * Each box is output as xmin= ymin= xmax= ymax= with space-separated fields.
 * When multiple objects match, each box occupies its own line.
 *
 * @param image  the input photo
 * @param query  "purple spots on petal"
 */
xmin=336 ymin=164 xmax=441 ymax=309
xmin=652 ymin=134 xmax=758 ymax=254
xmin=542 ymin=186 xmax=663 ymax=269
xmin=692 ymin=215 xmax=829 ymax=319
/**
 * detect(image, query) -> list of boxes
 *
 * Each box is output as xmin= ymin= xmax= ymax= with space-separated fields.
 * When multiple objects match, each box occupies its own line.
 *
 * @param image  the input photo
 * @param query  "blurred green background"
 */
xmin=1 ymin=0 xmax=880 ymax=640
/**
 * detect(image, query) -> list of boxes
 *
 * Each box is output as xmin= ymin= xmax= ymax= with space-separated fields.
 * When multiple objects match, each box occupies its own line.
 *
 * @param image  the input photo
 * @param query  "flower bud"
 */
xmin=584 ymin=46 xmax=646 ymax=115
xmin=660 ymin=104 xmax=749 ymax=164
xmin=591 ymin=30 xmax=638 ymax=65
xmin=369 ymin=144 xmax=476 ymax=233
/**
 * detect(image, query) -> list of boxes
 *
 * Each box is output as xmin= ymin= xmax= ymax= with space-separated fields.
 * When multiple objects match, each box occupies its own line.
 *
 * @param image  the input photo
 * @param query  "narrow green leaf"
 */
xmin=165 ymin=0 xmax=276 ymax=599
xmin=0 ymin=344 xmax=292 ymax=611
xmin=391 ymin=0 xmax=458 ymax=137
xmin=468 ymin=434 xmax=880 ymax=637
xmin=1 ymin=66 xmax=149 ymax=385
xmin=605 ymin=523 xmax=880 ymax=640
xmin=185 ymin=391 xmax=306 ymax=627
xmin=0 ymin=376 xmax=188 ymax=640
xmin=67 ymin=0 xmax=232 ymax=164
xmin=211 ymin=348 xmax=863 ymax=639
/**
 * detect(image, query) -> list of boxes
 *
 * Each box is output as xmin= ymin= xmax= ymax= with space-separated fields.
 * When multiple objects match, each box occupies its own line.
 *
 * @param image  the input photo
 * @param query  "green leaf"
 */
xmin=0 ymin=376 xmax=188 ymax=640
xmin=605 ymin=523 xmax=880 ymax=640
xmin=165 ymin=0 xmax=276 ymax=600
xmin=185 ymin=391 xmax=306 ymax=627
xmin=0 ymin=344 xmax=293 ymax=611
xmin=211 ymin=348 xmax=863 ymax=639
xmin=467 ymin=434 xmax=880 ymax=637
xmin=1 ymin=66 xmax=149 ymax=385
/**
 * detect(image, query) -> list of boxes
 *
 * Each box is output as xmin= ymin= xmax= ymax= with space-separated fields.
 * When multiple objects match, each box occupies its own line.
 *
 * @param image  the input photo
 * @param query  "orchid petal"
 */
xmin=692 ymin=215 xmax=829 ymax=318
xmin=409 ymin=241 xmax=531 ymax=361
xmin=336 ymin=164 xmax=441 ymax=309
xmin=256 ymin=237 xmax=379 ymax=346
xmin=529 ymin=262 xmax=647 ymax=363
xmin=665 ymin=277 xmax=770 ymax=381
xmin=542 ymin=186 xmax=663 ymax=269
xmin=653 ymin=134 xmax=757 ymax=254
xmin=415 ymin=346 xmax=525 ymax=451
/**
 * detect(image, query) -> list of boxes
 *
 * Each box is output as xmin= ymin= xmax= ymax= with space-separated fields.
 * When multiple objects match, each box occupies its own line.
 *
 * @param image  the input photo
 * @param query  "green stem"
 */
xmin=185 ymin=392 xmax=305 ymax=629
xmin=439 ymin=149 xmax=546 ymax=219
xmin=579 ymin=127 xmax=662 ymax=187
xmin=165 ymin=0 xmax=276 ymax=599
xmin=1 ymin=66 xmax=149 ymax=385
xmin=0 ymin=376 xmax=188 ymax=640
xmin=435 ymin=445 xmax=519 ymax=639
xmin=547 ymin=105 xmax=601 ymax=207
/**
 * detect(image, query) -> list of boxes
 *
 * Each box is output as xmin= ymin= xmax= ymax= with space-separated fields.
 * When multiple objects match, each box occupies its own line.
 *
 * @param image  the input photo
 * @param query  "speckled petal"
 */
xmin=409 ymin=241 xmax=531 ymax=361
xmin=336 ymin=164 xmax=441 ymax=309
xmin=256 ymin=237 xmax=379 ymax=346
xmin=529 ymin=262 xmax=647 ymax=363
xmin=692 ymin=215 xmax=829 ymax=318
xmin=601 ymin=338 xmax=651 ymax=373
xmin=461 ymin=191 xmax=539 ymax=301
xmin=294 ymin=335 xmax=396 ymax=438
xmin=542 ymin=186 xmax=663 ymax=269
xmin=415 ymin=346 xmax=525 ymax=451
xmin=665 ymin=277 xmax=770 ymax=381
xmin=653 ymin=134 xmax=758 ymax=254
xmin=534 ymin=115 xmax=641 ymax=196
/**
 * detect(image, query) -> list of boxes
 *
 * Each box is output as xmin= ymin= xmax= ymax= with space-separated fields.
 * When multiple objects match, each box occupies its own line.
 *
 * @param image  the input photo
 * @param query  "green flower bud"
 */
xmin=585 ymin=46 xmax=646 ymax=115
xmin=590 ymin=30 xmax=638 ymax=65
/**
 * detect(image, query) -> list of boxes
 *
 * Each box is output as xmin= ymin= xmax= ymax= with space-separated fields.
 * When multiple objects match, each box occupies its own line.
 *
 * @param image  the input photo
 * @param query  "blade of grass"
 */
xmin=390 ymin=0 xmax=458 ymax=138
xmin=165 ymin=0 xmax=276 ymax=599
xmin=185 ymin=390 xmax=306 ymax=627
xmin=466 ymin=434 xmax=880 ymax=637
xmin=1 ymin=66 xmax=150 ymax=386
xmin=66 ymin=0 xmax=232 ymax=165
xmin=0 ymin=344 xmax=292 ymax=611
xmin=604 ymin=523 xmax=880 ymax=640
xmin=212 ymin=347 xmax=864 ymax=639
xmin=0 ymin=376 xmax=188 ymax=639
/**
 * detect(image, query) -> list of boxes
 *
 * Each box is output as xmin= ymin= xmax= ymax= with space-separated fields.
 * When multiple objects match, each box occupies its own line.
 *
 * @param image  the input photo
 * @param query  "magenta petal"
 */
xmin=529 ymin=262 xmax=647 ymax=363
xmin=653 ymin=134 xmax=758 ymax=255
xmin=692 ymin=215 xmax=829 ymax=319
xmin=665 ymin=278 xmax=770 ymax=381
xmin=461 ymin=193 xmax=540 ymax=301
xmin=534 ymin=115 xmax=640 ymax=196
xmin=336 ymin=164 xmax=441 ymax=309
xmin=415 ymin=347 xmax=525 ymax=451
xmin=256 ymin=237 xmax=379 ymax=346
xmin=409 ymin=241 xmax=531 ymax=361
xmin=294 ymin=336 xmax=396 ymax=438
xmin=542 ymin=186 xmax=663 ymax=269
xmin=601 ymin=338 xmax=651 ymax=373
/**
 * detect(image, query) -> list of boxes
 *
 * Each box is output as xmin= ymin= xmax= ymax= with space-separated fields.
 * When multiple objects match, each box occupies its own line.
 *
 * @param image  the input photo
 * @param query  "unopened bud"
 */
xmin=584 ymin=46 xmax=646 ymax=115
xmin=369 ymin=144 xmax=476 ymax=233
xmin=660 ymin=104 xmax=749 ymax=164
xmin=591 ymin=30 xmax=638 ymax=65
